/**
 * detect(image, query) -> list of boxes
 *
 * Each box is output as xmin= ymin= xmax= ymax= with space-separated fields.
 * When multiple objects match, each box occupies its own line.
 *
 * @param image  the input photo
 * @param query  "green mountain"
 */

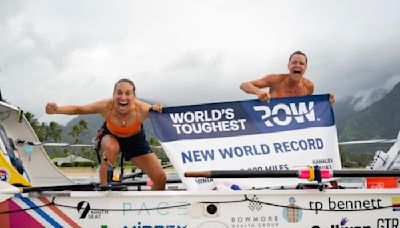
xmin=333 ymin=97 xmax=357 ymax=124
xmin=337 ymin=82 xmax=400 ymax=141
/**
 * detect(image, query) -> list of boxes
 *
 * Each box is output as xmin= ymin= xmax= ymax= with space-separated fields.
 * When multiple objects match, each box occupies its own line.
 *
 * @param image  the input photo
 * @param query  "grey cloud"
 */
xmin=0 ymin=0 xmax=22 ymax=25
xmin=139 ymin=50 xmax=226 ymax=106
xmin=311 ymin=35 xmax=400 ymax=105
xmin=1 ymin=0 xmax=400 ymax=124
xmin=351 ymin=74 xmax=400 ymax=111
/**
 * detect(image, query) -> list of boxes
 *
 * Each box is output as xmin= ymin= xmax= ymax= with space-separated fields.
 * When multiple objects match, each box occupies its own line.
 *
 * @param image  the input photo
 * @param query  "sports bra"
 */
xmin=105 ymin=106 xmax=142 ymax=136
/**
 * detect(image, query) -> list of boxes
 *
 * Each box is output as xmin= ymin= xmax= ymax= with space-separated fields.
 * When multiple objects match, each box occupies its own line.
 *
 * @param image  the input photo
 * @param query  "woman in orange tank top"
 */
xmin=105 ymin=103 xmax=142 ymax=136
xmin=45 ymin=78 xmax=166 ymax=190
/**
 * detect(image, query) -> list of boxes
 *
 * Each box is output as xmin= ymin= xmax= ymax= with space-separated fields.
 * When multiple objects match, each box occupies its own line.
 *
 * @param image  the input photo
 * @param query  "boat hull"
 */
xmin=1 ymin=189 xmax=399 ymax=227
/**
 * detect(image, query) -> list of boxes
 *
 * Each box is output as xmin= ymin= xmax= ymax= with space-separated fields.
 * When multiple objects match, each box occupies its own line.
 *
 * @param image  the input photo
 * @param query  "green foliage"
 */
xmin=153 ymin=147 xmax=170 ymax=165
xmin=149 ymin=137 xmax=161 ymax=146
xmin=36 ymin=123 xmax=47 ymax=142
xmin=148 ymin=137 xmax=169 ymax=164
xmin=25 ymin=112 xmax=46 ymax=141
xmin=47 ymin=121 xmax=62 ymax=142
xmin=337 ymin=82 xmax=400 ymax=141
xmin=62 ymin=148 xmax=69 ymax=157
xmin=68 ymin=119 xmax=89 ymax=143
xmin=336 ymin=82 xmax=400 ymax=167
xmin=24 ymin=112 xmax=62 ymax=142
xmin=24 ymin=112 xmax=39 ymax=129
xmin=339 ymin=144 xmax=391 ymax=168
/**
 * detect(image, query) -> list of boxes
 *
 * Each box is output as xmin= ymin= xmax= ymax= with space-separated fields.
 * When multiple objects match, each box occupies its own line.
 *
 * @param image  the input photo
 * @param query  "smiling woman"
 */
xmin=45 ymin=78 xmax=166 ymax=190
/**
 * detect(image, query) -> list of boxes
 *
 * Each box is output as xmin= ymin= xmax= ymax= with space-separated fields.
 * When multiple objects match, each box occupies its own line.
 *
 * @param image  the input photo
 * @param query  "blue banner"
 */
xmin=149 ymin=94 xmax=340 ymax=190
xmin=150 ymin=94 xmax=334 ymax=142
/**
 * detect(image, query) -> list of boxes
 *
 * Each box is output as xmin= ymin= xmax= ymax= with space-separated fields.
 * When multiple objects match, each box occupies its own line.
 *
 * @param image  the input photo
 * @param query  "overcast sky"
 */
xmin=1 ymin=0 xmax=400 ymax=125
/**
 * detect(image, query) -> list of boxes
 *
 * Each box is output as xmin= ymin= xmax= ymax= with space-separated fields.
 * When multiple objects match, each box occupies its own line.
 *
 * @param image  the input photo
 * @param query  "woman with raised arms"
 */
xmin=46 ymin=78 xmax=166 ymax=190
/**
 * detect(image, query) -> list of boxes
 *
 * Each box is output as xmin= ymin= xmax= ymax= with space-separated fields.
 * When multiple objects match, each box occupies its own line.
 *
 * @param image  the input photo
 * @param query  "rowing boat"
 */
xmin=2 ymin=184 xmax=400 ymax=227
xmin=1 ymin=99 xmax=400 ymax=227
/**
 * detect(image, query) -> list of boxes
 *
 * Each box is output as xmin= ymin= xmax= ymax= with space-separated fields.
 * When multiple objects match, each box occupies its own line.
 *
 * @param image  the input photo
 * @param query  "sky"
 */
xmin=1 ymin=0 xmax=400 ymax=125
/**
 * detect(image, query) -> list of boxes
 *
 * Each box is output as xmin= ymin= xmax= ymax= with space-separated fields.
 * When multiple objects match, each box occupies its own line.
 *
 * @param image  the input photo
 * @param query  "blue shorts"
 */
xmin=96 ymin=122 xmax=152 ymax=161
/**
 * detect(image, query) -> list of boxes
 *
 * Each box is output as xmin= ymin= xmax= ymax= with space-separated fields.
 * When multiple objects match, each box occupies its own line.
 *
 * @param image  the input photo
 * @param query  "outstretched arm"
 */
xmin=46 ymin=99 xmax=110 ymax=115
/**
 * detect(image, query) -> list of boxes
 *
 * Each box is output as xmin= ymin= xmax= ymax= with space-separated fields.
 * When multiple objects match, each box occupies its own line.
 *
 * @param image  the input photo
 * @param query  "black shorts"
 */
xmin=96 ymin=122 xmax=152 ymax=161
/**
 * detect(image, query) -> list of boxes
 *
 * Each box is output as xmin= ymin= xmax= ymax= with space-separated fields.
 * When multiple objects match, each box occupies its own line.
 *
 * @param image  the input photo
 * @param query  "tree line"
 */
xmin=25 ymin=112 xmax=88 ymax=143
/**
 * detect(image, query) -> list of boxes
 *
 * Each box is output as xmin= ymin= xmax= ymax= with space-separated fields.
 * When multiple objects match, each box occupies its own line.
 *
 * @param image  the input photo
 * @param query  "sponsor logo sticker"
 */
xmin=0 ymin=168 xmax=10 ymax=181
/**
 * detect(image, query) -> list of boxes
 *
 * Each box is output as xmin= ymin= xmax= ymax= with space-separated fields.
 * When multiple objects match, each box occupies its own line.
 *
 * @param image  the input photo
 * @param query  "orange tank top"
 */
xmin=106 ymin=107 xmax=142 ymax=136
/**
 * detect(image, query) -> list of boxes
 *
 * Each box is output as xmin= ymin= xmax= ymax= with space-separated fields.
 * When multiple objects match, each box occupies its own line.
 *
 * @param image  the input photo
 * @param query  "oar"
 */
xmin=0 ymin=177 xmax=182 ymax=193
xmin=15 ymin=140 xmax=166 ymax=149
xmin=0 ymin=181 xmax=96 ymax=203
xmin=1 ymin=177 xmax=182 ymax=193
xmin=16 ymin=140 xmax=93 ymax=147
xmin=0 ymin=181 xmax=98 ymax=195
xmin=184 ymin=169 xmax=400 ymax=179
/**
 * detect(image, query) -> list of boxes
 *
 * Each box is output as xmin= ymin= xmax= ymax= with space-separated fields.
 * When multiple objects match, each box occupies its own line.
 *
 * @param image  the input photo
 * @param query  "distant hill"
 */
xmin=333 ymin=97 xmax=357 ymax=124
xmin=337 ymin=82 xmax=400 ymax=141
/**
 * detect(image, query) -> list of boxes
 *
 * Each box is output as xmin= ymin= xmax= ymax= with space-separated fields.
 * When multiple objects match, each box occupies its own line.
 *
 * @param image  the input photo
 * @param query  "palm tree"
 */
xmin=69 ymin=125 xmax=80 ymax=143
xmin=78 ymin=119 xmax=88 ymax=133
xmin=69 ymin=119 xmax=89 ymax=143
xmin=24 ymin=111 xmax=49 ymax=141
xmin=24 ymin=112 xmax=40 ymax=132
xmin=46 ymin=121 xmax=62 ymax=142
xmin=23 ymin=112 xmax=64 ymax=149
xmin=36 ymin=122 xmax=48 ymax=142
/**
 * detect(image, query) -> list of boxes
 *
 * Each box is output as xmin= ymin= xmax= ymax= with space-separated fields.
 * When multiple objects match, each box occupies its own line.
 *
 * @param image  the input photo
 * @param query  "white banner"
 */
xmin=150 ymin=95 xmax=341 ymax=190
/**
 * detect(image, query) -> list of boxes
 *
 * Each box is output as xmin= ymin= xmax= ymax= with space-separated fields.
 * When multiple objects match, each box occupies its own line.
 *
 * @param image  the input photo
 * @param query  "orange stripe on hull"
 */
xmin=38 ymin=197 xmax=81 ymax=228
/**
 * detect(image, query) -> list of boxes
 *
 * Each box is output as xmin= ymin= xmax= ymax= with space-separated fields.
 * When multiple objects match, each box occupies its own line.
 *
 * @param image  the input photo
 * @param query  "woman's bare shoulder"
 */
xmin=134 ymin=99 xmax=151 ymax=111
xmin=95 ymin=99 xmax=113 ymax=115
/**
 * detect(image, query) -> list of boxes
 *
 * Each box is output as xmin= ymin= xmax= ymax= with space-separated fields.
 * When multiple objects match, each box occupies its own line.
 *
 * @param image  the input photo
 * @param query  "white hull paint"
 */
xmin=0 ymin=101 xmax=73 ymax=186
xmin=1 ymin=189 xmax=400 ymax=227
